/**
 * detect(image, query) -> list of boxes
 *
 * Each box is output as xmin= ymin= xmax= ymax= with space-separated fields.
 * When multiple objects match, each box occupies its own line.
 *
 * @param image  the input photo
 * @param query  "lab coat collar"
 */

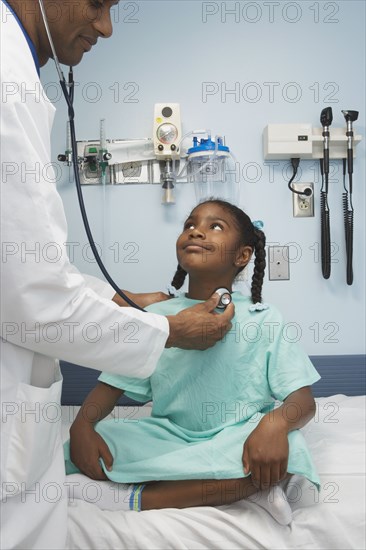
xmin=0 ymin=0 xmax=40 ymax=76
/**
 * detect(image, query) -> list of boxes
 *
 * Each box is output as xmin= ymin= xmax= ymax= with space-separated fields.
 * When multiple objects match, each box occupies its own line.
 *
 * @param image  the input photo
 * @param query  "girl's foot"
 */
xmin=248 ymin=484 xmax=292 ymax=525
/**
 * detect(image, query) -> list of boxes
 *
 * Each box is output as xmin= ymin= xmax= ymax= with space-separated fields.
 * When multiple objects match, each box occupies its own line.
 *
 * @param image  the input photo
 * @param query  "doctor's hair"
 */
xmin=171 ymin=199 xmax=266 ymax=304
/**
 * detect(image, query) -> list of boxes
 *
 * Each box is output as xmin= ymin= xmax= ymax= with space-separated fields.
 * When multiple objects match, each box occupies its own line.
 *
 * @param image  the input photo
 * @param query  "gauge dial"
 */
xmin=156 ymin=123 xmax=178 ymax=145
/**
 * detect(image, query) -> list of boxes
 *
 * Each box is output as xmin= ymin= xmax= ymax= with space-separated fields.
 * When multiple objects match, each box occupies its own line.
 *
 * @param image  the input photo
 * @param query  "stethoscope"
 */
xmin=214 ymin=288 xmax=232 ymax=309
xmin=38 ymin=0 xmax=146 ymax=310
xmin=38 ymin=1 xmax=233 ymax=312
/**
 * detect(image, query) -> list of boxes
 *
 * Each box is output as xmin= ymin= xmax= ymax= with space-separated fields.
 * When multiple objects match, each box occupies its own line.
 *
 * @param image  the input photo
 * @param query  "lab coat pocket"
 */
xmin=5 ymin=371 xmax=63 ymax=494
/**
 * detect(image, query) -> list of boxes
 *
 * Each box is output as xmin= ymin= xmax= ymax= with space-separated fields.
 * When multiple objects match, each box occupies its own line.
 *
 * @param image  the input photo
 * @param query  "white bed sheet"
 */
xmin=63 ymin=395 xmax=366 ymax=550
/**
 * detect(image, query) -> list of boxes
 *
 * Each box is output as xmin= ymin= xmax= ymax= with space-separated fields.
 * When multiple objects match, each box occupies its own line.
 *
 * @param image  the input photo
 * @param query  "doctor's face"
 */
xmin=41 ymin=0 xmax=118 ymax=66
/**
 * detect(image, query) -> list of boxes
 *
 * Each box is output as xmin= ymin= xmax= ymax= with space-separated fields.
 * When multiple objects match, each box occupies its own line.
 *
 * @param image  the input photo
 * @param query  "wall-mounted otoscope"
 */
xmin=320 ymin=107 xmax=333 ymax=280
xmin=341 ymin=109 xmax=359 ymax=286
xmin=342 ymin=110 xmax=359 ymax=194
xmin=320 ymin=107 xmax=333 ymax=182
xmin=263 ymin=114 xmax=362 ymax=285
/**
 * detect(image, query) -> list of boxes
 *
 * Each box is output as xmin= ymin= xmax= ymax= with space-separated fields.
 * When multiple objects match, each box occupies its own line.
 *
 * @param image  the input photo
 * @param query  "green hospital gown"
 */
xmin=65 ymin=293 xmax=321 ymax=487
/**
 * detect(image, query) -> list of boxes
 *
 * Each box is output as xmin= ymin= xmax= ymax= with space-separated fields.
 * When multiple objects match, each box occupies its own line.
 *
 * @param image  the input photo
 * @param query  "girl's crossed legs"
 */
xmin=66 ymin=474 xmax=292 ymax=525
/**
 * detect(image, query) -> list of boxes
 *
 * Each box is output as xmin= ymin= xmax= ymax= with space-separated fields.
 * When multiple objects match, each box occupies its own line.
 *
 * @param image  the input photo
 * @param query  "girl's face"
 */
xmin=176 ymin=202 xmax=252 ymax=281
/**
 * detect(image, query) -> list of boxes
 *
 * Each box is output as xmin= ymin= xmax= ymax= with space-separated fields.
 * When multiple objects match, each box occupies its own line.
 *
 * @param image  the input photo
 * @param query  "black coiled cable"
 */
xmin=320 ymin=159 xmax=331 ymax=279
xmin=343 ymin=158 xmax=354 ymax=285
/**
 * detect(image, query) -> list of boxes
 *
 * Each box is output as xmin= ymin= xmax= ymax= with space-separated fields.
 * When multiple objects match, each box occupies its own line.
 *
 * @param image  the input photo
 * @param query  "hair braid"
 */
xmin=251 ymin=228 xmax=266 ymax=304
xmin=171 ymin=264 xmax=187 ymax=291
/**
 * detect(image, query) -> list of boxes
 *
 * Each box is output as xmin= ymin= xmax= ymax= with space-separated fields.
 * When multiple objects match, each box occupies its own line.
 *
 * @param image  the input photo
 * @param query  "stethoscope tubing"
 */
xmin=59 ymin=76 xmax=146 ymax=311
xmin=39 ymin=0 xmax=146 ymax=311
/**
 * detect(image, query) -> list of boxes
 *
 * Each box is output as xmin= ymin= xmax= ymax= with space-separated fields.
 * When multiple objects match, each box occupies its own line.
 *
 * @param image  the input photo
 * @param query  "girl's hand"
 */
xmin=242 ymin=415 xmax=289 ymax=490
xmin=70 ymin=423 xmax=114 ymax=481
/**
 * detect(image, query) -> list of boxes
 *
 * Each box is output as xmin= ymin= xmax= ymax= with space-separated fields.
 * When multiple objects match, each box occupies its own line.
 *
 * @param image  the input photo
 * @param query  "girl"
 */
xmin=65 ymin=199 xmax=320 ymax=525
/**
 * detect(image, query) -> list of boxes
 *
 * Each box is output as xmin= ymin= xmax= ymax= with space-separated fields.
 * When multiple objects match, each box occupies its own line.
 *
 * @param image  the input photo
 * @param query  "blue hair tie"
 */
xmin=167 ymin=284 xmax=184 ymax=298
xmin=252 ymin=220 xmax=264 ymax=230
xmin=249 ymin=302 xmax=269 ymax=312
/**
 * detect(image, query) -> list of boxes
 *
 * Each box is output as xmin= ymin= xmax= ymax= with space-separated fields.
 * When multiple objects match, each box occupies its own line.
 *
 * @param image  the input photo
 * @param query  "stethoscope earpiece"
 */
xmin=215 ymin=288 xmax=232 ymax=310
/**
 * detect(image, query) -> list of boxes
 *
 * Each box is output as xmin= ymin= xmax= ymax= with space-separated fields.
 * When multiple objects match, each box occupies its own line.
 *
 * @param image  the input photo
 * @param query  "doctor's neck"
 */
xmin=7 ymin=1 xmax=50 ymax=66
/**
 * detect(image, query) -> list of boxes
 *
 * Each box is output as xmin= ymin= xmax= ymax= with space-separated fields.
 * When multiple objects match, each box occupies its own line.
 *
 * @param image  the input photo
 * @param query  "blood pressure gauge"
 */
xmin=215 ymin=287 xmax=232 ymax=310
xmin=156 ymin=123 xmax=179 ymax=145
xmin=153 ymin=103 xmax=181 ymax=159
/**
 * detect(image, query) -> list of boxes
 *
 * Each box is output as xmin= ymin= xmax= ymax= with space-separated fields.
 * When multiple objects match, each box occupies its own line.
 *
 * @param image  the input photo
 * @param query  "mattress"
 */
xmin=63 ymin=395 xmax=365 ymax=550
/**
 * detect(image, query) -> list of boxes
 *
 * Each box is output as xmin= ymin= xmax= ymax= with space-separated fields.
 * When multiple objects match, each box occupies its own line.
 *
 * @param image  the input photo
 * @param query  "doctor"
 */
xmin=0 ymin=1 xmax=235 ymax=548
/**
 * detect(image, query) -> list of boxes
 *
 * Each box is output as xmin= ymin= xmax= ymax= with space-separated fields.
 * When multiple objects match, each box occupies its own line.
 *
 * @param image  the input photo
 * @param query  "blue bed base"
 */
xmin=60 ymin=354 xmax=366 ymax=405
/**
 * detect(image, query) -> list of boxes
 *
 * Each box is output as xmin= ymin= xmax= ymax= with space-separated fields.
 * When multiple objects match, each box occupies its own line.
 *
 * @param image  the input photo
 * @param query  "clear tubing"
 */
xmin=66 ymin=121 xmax=72 ymax=165
xmin=175 ymin=130 xmax=209 ymax=180
xmin=99 ymin=118 xmax=107 ymax=182
xmin=99 ymin=119 xmax=107 ymax=254
xmin=100 ymin=118 xmax=106 ymax=151
xmin=66 ymin=121 xmax=72 ymax=153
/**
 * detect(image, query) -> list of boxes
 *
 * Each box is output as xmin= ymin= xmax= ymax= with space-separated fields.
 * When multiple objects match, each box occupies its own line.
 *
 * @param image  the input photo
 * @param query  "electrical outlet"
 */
xmin=292 ymin=182 xmax=314 ymax=217
xmin=268 ymin=246 xmax=290 ymax=281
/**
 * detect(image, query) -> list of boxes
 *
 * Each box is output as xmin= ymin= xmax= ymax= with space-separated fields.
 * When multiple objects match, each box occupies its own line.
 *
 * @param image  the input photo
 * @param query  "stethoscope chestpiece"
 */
xmin=214 ymin=288 xmax=232 ymax=310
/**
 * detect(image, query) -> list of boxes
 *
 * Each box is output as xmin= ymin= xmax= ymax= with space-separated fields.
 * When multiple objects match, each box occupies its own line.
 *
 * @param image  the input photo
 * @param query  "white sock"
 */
xmin=65 ymin=473 xmax=134 ymax=511
xmin=248 ymin=484 xmax=292 ymax=525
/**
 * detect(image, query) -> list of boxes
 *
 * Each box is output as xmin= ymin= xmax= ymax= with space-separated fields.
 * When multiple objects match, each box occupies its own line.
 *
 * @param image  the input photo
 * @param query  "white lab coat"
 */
xmin=0 ymin=8 xmax=169 ymax=549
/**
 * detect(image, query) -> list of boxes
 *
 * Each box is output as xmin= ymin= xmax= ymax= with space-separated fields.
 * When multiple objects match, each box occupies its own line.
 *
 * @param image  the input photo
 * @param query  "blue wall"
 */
xmin=41 ymin=0 xmax=365 ymax=356
xmin=60 ymin=355 xmax=366 ymax=404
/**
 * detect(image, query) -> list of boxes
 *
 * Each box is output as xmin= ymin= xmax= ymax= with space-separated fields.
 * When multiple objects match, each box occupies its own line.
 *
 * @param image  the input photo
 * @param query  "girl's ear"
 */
xmin=234 ymin=245 xmax=253 ymax=269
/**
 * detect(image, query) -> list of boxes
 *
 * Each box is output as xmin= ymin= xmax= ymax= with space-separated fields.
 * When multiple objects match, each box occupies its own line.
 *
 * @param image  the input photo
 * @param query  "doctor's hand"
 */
xmin=113 ymin=290 xmax=171 ymax=308
xmin=69 ymin=423 xmax=113 ymax=481
xmin=165 ymin=292 xmax=235 ymax=350
xmin=242 ymin=415 xmax=289 ymax=491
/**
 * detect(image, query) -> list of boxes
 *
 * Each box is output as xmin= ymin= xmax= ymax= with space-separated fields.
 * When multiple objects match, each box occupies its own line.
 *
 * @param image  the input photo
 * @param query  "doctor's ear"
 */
xmin=234 ymin=246 xmax=253 ymax=269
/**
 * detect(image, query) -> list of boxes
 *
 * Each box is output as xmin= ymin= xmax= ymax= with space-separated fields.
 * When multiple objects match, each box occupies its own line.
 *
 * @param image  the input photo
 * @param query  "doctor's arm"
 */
xmin=112 ymin=290 xmax=171 ymax=308
xmin=114 ymin=289 xmax=235 ymax=350
xmin=69 ymin=382 xmax=123 ymax=480
xmin=165 ymin=294 xmax=234 ymax=349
